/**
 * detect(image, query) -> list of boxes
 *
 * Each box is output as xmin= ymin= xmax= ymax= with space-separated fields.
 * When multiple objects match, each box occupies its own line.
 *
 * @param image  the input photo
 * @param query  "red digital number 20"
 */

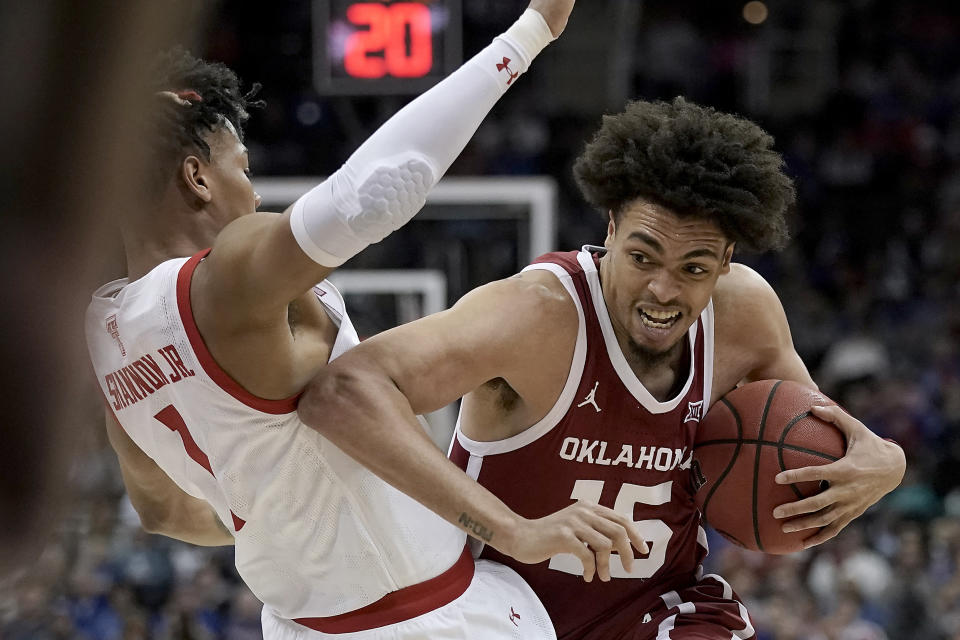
xmin=344 ymin=3 xmax=433 ymax=79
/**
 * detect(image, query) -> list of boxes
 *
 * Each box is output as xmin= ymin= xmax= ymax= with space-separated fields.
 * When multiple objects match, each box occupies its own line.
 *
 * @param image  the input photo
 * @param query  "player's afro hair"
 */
xmin=573 ymin=97 xmax=794 ymax=252
xmin=145 ymin=47 xmax=263 ymax=195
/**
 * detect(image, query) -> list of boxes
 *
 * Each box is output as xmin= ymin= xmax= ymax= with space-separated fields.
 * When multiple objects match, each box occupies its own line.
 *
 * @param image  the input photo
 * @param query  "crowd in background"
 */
xmin=3 ymin=1 xmax=959 ymax=638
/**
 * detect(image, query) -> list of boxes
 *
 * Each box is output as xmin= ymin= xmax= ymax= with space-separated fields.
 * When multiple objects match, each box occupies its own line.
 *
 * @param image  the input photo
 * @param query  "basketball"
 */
xmin=692 ymin=380 xmax=846 ymax=554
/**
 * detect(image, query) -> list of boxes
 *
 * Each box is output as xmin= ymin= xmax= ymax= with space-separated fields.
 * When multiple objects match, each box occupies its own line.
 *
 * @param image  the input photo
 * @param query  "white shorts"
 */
xmin=261 ymin=559 xmax=556 ymax=640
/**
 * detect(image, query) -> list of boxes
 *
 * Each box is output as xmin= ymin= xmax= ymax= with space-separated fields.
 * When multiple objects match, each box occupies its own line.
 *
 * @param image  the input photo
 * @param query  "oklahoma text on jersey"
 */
xmin=558 ymin=437 xmax=691 ymax=472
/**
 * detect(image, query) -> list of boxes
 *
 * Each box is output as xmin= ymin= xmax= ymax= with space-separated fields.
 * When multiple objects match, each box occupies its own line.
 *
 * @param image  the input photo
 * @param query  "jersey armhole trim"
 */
xmin=455 ymin=263 xmax=587 ymax=457
xmin=176 ymin=249 xmax=301 ymax=415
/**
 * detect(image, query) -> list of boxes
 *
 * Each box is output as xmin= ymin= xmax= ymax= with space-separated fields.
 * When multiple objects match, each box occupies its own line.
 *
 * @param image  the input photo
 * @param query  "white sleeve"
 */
xmin=290 ymin=9 xmax=555 ymax=267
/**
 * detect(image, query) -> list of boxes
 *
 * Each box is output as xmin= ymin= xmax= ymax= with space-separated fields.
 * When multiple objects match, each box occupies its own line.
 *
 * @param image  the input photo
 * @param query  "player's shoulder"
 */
xmin=215 ymin=211 xmax=283 ymax=242
xmin=454 ymin=268 xmax=578 ymax=341
xmin=715 ymin=262 xmax=773 ymax=296
xmin=713 ymin=263 xmax=788 ymax=346
xmin=471 ymin=268 xmax=575 ymax=316
xmin=202 ymin=212 xmax=283 ymax=274
xmin=714 ymin=263 xmax=779 ymax=312
xmin=191 ymin=211 xmax=289 ymax=314
xmin=515 ymin=267 xmax=577 ymax=305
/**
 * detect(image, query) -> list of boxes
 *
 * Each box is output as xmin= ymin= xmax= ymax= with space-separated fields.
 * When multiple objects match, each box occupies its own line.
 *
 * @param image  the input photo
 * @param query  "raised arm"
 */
xmin=197 ymin=3 xmax=566 ymax=323
xmin=298 ymin=273 xmax=648 ymax=582
xmin=715 ymin=264 xmax=905 ymax=548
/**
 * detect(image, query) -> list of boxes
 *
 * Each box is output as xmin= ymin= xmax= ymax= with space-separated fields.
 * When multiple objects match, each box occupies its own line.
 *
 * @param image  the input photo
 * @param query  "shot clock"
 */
xmin=315 ymin=0 xmax=463 ymax=95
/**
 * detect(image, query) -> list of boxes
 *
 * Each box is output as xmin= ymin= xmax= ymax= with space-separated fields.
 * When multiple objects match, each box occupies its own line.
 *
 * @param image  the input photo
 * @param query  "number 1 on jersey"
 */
xmin=155 ymin=405 xmax=214 ymax=475
xmin=153 ymin=405 xmax=246 ymax=532
xmin=548 ymin=479 xmax=673 ymax=579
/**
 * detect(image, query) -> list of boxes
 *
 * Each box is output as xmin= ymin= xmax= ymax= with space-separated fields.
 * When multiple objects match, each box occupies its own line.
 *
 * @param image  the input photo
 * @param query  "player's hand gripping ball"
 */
xmin=692 ymin=380 xmax=846 ymax=554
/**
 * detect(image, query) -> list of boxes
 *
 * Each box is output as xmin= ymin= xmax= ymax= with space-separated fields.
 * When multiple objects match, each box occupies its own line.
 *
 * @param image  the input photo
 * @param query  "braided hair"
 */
xmin=145 ymin=47 xmax=262 ymax=196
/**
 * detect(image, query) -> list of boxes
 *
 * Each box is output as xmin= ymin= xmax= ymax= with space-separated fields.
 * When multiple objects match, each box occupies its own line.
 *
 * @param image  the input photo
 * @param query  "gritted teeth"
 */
xmin=639 ymin=307 xmax=681 ymax=329
xmin=640 ymin=307 xmax=681 ymax=320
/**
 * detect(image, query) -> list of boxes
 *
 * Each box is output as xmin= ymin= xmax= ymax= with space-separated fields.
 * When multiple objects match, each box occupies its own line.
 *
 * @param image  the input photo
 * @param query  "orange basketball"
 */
xmin=692 ymin=380 xmax=846 ymax=554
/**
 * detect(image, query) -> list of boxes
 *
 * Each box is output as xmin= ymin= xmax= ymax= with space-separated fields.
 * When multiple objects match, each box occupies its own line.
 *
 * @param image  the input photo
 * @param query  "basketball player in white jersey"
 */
xmin=298 ymin=98 xmax=907 ymax=639
xmin=85 ymin=2 xmax=651 ymax=638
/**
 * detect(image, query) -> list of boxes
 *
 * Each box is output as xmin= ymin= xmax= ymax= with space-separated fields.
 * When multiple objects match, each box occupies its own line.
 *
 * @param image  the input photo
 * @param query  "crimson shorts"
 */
xmin=570 ymin=573 xmax=754 ymax=640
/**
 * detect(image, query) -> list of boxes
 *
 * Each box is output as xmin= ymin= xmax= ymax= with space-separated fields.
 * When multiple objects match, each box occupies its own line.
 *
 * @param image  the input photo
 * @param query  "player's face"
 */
xmin=601 ymin=200 xmax=733 ymax=362
xmin=200 ymin=123 xmax=261 ymax=225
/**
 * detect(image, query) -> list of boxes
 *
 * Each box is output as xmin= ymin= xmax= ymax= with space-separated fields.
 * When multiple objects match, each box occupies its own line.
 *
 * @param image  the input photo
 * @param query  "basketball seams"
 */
xmin=699 ymin=398 xmax=743 ymax=528
xmin=713 ymin=529 xmax=749 ymax=549
xmin=779 ymin=411 xmax=815 ymax=500
xmin=694 ymin=380 xmax=846 ymax=554
xmin=752 ymin=380 xmax=784 ymax=552
xmin=696 ymin=439 xmax=840 ymax=461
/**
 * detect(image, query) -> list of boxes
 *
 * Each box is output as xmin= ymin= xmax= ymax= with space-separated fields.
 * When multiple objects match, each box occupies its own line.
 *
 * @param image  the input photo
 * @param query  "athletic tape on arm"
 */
xmin=290 ymin=9 xmax=555 ymax=267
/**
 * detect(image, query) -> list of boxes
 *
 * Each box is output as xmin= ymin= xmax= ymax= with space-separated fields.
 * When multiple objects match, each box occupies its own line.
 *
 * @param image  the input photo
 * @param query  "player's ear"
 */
xmin=181 ymin=155 xmax=213 ymax=204
xmin=720 ymin=242 xmax=735 ymax=274
xmin=604 ymin=211 xmax=616 ymax=249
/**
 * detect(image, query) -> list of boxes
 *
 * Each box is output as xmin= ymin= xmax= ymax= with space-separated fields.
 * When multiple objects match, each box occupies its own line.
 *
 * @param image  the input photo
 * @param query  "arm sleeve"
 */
xmin=290 ymin=9 xmax=555 ymax=267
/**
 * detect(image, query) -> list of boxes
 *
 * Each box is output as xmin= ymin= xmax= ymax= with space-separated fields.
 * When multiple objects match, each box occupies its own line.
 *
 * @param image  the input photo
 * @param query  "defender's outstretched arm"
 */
xmin=201 ymin=4 xmax=563 ymax=323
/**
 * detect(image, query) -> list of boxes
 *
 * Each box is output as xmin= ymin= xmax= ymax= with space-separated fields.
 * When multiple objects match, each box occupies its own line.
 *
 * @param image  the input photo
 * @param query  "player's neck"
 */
xmin=597 ymin=255 xmax=690 ymax=401
xmin=122 ymin=222 xmax=217 ymax=281
xmin=625 ymin=339 xmax=689 ymax=401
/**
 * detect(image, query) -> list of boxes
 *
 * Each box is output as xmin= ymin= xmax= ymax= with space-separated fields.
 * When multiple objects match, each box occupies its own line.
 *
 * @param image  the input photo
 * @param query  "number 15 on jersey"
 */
xmin=549 ymin=480 xmax=674 ymax=579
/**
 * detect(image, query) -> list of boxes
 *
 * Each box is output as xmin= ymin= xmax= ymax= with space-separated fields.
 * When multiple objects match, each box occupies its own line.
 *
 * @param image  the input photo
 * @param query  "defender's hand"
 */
xmin=772 ymin=405 xmax=906 ymax=548
xmin=528 ymin=0 xmax=576 ymax=38
xmin=496 ymin=500 xmax=648 ymax=583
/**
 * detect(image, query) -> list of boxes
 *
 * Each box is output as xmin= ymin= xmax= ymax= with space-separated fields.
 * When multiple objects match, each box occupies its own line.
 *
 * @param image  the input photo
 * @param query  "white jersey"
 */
xmin=85 ymin=250 xmax=466 ymax=621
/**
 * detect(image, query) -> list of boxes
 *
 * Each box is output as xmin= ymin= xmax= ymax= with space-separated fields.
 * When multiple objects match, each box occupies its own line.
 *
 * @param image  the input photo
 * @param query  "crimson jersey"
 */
xmin=450 ymin=248 xmax=753 ymax=640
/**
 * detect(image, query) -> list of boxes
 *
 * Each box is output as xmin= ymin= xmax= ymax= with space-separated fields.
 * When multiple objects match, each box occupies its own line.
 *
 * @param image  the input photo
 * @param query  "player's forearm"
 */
xmin=116 ymin=460 xmax=234 ymax=546
xmin=298 ymin=367 xmax=522 ymax=551
xmin=154 ymin=499 xmax=235 ymax=547
xmin=105 ymin=414 xmax=233 ymax=546
xmin=342 ymin=8 xmax=554 ymax=183
xmin=289 ymin=9 xmax=556 ymax=268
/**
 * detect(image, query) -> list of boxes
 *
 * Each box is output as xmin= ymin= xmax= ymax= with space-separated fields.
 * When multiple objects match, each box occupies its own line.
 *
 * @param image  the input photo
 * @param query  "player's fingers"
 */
xmin=577 ymin=527 xmax=614 ymax=556
xmin=594 ymin=547 xmax=612 ymax=582
xmin=801 ymin=515 xmax=853 ymax=549
xmin=773 ymin=490 xmax=835 ymax=519
xmin=810 ymin=405 xmax=862 ymax=436
xmin=775 ymin=462 xmax=837 ymax=486
xmin=571 ymin=542 xmax=595 ymax=583
xmin=583 ymin=514 xmax=635 ymax=574
xmin=584 ymin=502 xmax=649 ymax=555
xmin=576 ymin=528 xmax=614 ymax=582
xmin=611 ymin=528 xmax=636 ymax=575
xmin=780 ymin=505 xmax=836 ymax=533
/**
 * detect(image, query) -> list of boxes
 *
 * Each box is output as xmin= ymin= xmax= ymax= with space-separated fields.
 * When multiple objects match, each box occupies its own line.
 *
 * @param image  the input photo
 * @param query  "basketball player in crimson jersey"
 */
xmin=85 ymin=2 xmax=654 ymax=638
xmin=298 ymin=98 xmax=906 ymax=639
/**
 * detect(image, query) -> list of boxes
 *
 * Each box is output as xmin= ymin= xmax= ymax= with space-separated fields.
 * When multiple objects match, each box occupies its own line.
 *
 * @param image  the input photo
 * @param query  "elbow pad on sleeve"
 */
xmin=290 ymin=153 xmax=436 ymax=267
xmin=289 ymin=9 xmax=553 ymax=268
